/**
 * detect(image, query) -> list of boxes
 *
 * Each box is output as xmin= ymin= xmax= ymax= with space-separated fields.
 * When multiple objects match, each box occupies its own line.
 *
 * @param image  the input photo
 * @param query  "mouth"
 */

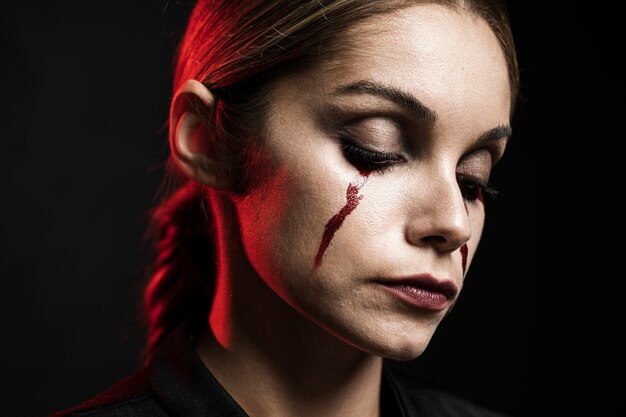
xmin=374 ymin=274 xmax=459 ymax=312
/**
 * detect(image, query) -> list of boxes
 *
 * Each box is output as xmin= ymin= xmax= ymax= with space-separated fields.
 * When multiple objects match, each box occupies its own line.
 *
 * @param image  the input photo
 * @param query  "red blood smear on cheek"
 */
xmin=314 ymin=170 xmax=370 ymax=268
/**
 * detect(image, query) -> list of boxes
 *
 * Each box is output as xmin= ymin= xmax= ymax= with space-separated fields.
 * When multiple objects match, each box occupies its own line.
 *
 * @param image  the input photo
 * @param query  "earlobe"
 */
xmin=169 ymin=79 xmax=231 ymax=190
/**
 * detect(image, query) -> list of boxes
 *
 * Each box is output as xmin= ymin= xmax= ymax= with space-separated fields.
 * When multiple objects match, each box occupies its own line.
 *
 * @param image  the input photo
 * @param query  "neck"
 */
xmin=195 ymin=193 xmax=383 ymax=417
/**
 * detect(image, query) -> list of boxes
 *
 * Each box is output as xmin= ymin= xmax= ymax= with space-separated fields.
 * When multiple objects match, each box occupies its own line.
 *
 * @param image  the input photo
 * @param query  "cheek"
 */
xmin=233 ymin=143 xmax=350 ymax=291
xmin=235 ymin=167 xmax=293 ymax=274
xmin=314 ymin=170 xmax=370 ymax=268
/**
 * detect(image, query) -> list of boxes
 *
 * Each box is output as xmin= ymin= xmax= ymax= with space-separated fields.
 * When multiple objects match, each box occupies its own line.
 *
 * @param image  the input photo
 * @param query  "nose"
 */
xmin=404 ymin=174 xmax=472 ymax=253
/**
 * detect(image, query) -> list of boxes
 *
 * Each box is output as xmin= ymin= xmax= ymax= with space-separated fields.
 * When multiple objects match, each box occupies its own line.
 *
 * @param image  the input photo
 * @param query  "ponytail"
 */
xmin=143 ymin=180 xmax=215 ymax=357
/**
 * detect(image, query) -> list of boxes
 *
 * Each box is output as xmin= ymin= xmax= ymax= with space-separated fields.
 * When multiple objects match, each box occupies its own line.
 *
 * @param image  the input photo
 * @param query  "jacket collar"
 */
xmin=147 ymin=324 xmax=408 ymax=416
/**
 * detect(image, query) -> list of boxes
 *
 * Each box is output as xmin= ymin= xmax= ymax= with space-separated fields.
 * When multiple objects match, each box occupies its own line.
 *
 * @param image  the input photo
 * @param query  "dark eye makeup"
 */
xmin=339 ymin=139 xmax=405 ymax=173
xmin=339 ymin=136 xmax=496 ymax=203
xmin=456 ymin=174 xmax=497 ymax=202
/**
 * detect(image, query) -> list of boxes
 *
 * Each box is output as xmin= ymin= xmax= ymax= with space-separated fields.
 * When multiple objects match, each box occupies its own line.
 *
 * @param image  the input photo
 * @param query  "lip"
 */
xmin=374 ymin=274 xmax=459 ymax=312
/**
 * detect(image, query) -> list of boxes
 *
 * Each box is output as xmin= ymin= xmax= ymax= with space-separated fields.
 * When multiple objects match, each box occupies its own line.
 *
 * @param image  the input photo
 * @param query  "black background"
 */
xmin=0 ymin=2 xmax=581 ymax=417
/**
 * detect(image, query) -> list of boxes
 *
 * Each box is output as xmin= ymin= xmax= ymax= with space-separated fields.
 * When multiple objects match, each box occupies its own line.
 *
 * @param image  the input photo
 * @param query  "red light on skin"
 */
xmin=314 ymin=170 xmax=370 ymax=268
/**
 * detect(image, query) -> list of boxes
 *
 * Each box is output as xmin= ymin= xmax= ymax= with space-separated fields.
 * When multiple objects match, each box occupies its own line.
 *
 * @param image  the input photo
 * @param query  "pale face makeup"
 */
xmin=232 ymin=4 xmax=511 ymax=360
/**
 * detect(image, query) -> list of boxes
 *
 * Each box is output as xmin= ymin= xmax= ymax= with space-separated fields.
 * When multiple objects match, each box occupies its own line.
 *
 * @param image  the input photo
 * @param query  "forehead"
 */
xmin=293 ymin=4 xmax=511 ymax=127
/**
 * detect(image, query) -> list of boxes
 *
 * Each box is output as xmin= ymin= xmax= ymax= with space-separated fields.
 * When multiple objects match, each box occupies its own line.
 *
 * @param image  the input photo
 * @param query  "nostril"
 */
xmin=417 ymin=233 xmax=468 ymax=254
xmin=422 ymin=235 xmax=447 ymax=245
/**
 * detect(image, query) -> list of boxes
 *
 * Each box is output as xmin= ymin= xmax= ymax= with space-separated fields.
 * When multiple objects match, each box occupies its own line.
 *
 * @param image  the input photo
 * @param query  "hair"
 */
xmin=143 ymin=0 xmax=519 ymax=358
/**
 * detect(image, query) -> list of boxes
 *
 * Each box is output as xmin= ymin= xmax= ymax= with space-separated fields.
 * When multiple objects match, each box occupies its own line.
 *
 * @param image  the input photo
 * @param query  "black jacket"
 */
xmin=49 ymin=326 xmax=508 ymax=417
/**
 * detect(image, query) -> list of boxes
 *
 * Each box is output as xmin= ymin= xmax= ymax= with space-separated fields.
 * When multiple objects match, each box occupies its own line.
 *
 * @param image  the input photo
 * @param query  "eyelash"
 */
xmin=457 ymin=175 xmax=498 ymax=202
xmin=340 ymin=138 xmax=497 ymax=202
xmin=339 ymin=139 xmax=404 ymax=173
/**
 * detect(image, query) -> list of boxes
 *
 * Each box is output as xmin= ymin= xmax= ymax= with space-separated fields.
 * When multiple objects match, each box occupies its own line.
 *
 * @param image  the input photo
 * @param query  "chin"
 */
xmin=379 ymin=340 xmax=430 ymax=361
xmin=352 ymin=329 xmax=435 ymax=361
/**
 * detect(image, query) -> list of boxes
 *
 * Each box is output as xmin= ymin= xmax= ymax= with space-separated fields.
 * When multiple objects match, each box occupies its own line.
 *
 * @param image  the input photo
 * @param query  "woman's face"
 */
xmin=233 ymin=4 xmax=511 ymax=360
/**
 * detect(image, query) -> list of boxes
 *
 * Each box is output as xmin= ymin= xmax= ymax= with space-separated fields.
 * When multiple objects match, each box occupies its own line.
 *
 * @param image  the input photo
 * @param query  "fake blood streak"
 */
xmin=314 ymin=170 xmax=370 ymax=268
xmin=459 ymin=190 xmax=483 ymax=274
xmin=460 ymin=244 xmax=468 ymax=274
xmin=460 ymin=200 xmax=470 ymax=275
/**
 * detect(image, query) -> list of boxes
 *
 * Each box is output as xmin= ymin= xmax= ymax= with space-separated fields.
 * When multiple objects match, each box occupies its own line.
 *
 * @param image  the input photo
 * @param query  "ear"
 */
xmin=169 ymin=79 xmax=231 ymax=190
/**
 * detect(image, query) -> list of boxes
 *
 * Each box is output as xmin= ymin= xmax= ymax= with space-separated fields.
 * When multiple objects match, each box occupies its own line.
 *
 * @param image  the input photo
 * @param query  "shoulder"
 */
xmin=48 ymin=367 xmax=166 ymax=417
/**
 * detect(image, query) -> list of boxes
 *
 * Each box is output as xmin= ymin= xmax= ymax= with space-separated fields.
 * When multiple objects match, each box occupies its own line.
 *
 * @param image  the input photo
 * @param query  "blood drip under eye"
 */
xmin=459 ymin=187 xmax=485 ymax=273
xmin=460 ymin=200 xmax=469 ymax=274
xmin=460 ymin=244 xmax=468 ymax=274
xmin=477 ymin=187 xmax=484 ymax=203
xmin=314 ymin=169 xmax=370 ymax=268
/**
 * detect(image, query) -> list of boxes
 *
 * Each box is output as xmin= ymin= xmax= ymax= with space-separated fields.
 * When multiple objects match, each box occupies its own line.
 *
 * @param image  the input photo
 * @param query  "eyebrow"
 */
xmin=475 ymin=124 xmax=512 ymax=146
xmin=332 ymin=79 xmax=511 ymax=145
xmin=332 ymin=80 xmax=438 ymax=126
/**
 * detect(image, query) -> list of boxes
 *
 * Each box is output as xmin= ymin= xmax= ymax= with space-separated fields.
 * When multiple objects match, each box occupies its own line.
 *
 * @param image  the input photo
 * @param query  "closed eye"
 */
xmin=340 ymin=139 xmax=405 ymax=173
xmin=456 ymin=174 xmax=498 ymax=202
